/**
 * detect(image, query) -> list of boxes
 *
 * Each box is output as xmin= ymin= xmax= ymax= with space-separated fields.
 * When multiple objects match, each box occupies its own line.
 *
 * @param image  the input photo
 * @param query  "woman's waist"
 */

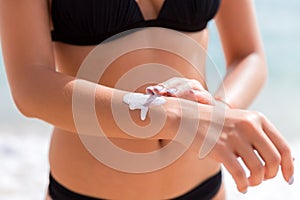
xmin=49 ymin=128 xmax=220 ymax=199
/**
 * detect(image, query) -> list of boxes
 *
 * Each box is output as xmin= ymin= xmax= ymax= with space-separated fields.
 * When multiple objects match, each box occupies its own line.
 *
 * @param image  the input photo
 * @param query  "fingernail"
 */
xmin=146 ymin=86 xmax=155 ymax=94
xmin=293 ymin=157 xmax=295 ymax=161
xmin=191 ymin=90 xmax=203 ymax=96
xmin=166 ymin=88 xmax=177 ymax=95
xmin=190 ymin=89 xmax=197 ymax=94
xmin=288 ymin=176 xmax=294 ymax=185
xmin=154 ymin=85 xmax=164 ymax=92
xmin=242 ymin=189 xmax=247 ymax=194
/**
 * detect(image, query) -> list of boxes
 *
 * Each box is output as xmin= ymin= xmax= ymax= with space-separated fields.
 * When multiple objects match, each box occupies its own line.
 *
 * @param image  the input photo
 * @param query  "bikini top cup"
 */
xmin=51 ymin=0 xmax=221 ymax=45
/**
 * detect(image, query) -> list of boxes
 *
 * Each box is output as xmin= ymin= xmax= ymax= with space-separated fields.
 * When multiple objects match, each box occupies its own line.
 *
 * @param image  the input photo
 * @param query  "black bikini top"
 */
xmin=51 ymin=0 xmax=221 ymax=45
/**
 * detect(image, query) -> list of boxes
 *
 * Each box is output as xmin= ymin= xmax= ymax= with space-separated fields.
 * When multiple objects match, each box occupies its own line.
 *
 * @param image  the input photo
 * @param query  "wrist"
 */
xmin=160 ymin=97 xmax=214 ymax=140
xmin=155 ymin=96 xmax=181 ymax=139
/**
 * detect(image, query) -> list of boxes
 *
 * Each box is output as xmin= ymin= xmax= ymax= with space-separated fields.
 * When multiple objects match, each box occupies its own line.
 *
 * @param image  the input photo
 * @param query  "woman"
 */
xmin=0 ymin=0 xmax=294 ymax=199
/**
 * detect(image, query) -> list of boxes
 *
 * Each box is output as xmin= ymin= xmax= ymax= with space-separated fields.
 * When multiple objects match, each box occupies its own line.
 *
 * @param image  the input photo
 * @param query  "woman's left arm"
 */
xmin=214 ymin=0 xmax=267 ymax=109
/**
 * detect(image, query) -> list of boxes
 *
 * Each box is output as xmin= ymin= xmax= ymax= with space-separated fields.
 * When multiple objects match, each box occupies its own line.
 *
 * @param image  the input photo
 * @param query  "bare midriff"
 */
xmin=49 ymin=30 xmax=223 ymax=200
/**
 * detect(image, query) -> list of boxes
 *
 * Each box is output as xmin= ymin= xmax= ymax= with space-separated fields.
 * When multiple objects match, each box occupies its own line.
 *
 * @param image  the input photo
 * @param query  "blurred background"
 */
xmin=0 ymin=0 xmax=299 ymax=199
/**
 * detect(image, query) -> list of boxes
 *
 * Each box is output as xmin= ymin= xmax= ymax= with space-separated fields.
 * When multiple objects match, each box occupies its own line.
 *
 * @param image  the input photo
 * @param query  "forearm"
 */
xmin=13 ymin=66 xmax=110 ymax=134
xmin=14 ymin=66 xmax=212 ymax=141
xmin=15 ymin=67 xmax=139 ymax=138
xmin=214 ymin=53 xmax=267 ymax=109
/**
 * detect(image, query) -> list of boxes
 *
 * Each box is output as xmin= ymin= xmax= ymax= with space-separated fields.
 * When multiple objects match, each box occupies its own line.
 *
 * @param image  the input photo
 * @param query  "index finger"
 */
xmin=261 ymin=114 xmax=294 ymax=184
xmin=146 ymin=77 xmax=183 ymax=95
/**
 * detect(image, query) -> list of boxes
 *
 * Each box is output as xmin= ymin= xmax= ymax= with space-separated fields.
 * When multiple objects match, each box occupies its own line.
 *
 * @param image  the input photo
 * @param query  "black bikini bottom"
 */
xmin=48 ymin=171 xmax=222 ymax=200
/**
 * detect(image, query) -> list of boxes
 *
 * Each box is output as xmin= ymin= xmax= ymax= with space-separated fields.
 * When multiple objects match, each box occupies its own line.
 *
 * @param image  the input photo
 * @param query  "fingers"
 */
xmin=260 ymin=115 xmax=294 ymax=184
xmin=146 ymin=77 xmax=213 ymax=104
xmin=251 ymin=128 xmax=281 ymax=181
xmin=240 ymin=112 xmax=294 ymax=184
xmin=213 ymin=110 xmax=294 ymax=195
xmin=166 ymin=83 xmax=213 ymax=104
xmin=235 ymin=139 xmax=265 ymax=186
xmin=221 ymin=152 xmax=249 ymax=193
xmin=190 ymin=90 xmax=214 ymax=104
xmin=218 ymin=109 xmax=294 ymax=194
xmin=147 ymin=78 xmax=204 ymax=95
xmin=146 ymin=77 xmax=183 ymax=95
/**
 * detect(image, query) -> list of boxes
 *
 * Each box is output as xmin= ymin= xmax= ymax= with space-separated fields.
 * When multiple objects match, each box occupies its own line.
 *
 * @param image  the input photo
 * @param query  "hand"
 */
xmin=146 ymin=77 xmax=213 ymax=105
xmin=205 ymin=109 xmax=294 ymax=193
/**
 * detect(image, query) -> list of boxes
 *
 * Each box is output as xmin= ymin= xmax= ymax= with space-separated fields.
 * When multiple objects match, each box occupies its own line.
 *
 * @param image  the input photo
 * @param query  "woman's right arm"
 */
xmin=0 ymin=2 xmax=123 ymax=134
xmin=0 ymin=0 xmax=201 ymax=141
xmin=0 ymin=1 xmax=95 ymax=132
xmin=0 ymin=0 xmax=165 ymax=138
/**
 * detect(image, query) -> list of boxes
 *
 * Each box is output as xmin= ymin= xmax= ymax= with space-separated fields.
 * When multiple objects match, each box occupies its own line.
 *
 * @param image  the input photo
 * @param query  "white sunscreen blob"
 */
xmin=123 ymin=93 xmax=166 ymax=120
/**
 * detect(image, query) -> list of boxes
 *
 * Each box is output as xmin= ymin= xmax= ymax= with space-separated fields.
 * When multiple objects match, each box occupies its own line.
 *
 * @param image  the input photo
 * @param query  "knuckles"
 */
xmin=233 ymin=168 xmax=246 ymax=179
xmin=214 ymin=139 xmax=228 ymax=153
xmin=252 ymin=164 xmax=264 ymax=175
xmin=264 ymin=170 xmax=278 ymax=179
xmin=280 ymin=145 xmax=292 ymax=158
xmin=255 ymin=111 xmax=266 ymax=119
xmin=235 ymin=111 xmax=264 ymax=133
xmin=249 ymin=176 xmax=263 ymax=186
xmin=269 ymin=153 xmax=281 ymax=166
xmin=243 ymin=111 xmax=262 ymax=124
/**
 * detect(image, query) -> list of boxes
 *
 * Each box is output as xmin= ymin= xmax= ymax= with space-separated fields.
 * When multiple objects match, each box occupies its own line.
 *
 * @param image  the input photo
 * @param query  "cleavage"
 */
xmin=135 ymin=0 xmax=166 ymax=20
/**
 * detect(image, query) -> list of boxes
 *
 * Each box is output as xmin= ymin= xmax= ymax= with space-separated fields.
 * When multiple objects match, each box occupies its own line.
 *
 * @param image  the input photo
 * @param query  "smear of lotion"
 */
xmin=123 ymin=93 xmax=166 ymax=120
